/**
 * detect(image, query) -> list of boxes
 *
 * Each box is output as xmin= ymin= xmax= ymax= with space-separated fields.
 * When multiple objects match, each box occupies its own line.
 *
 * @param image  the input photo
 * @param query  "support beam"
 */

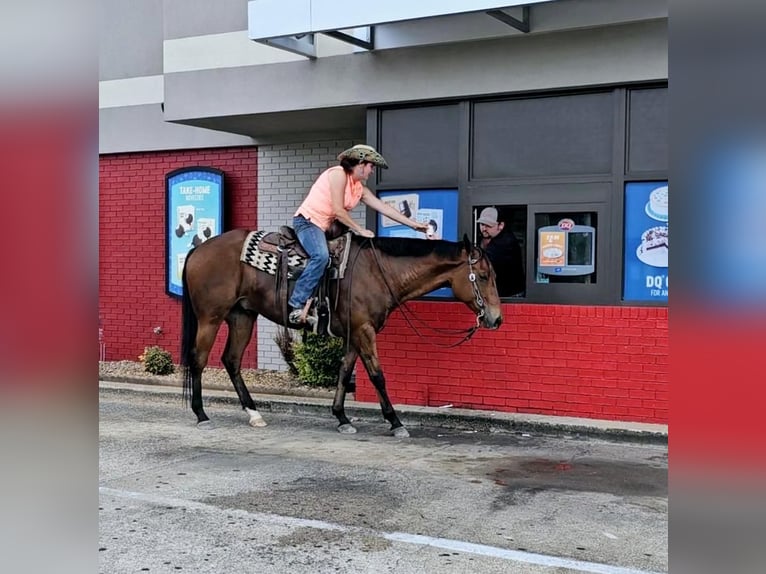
xmin=323 ymin=27 xmax=375 ymax=51
xmin=486 ymin=6 xmax=530 ymax=33
xmin=256 ymin=34 xmax=317 ymax=59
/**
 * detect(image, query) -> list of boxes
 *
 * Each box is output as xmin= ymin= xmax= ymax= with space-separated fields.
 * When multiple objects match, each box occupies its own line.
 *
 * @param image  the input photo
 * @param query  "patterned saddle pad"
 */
xmin=240 ymin=230 xmax=352 ymax=280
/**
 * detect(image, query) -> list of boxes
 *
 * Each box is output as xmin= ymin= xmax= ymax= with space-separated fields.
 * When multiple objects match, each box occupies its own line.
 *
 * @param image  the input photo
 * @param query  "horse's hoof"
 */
xmin=392 ymin=426 xmax=410 ymax=438
xmin=337 ymin=423 xmax=357 ymax=434
xmin=245 ymin=408 xmax=267 ymax=428
xmin=197 ymin=420 xmax=214 ymax=430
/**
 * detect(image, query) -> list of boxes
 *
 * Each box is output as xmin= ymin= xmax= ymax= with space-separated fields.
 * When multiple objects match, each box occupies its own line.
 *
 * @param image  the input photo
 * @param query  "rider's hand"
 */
xmin=412 ymin=221 xmax=429 ymax=233
xmin=357 ymin=228 xmax=375 ymax=238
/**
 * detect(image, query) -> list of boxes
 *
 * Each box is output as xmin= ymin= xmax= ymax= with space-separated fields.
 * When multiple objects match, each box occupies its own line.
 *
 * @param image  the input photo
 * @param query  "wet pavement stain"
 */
xmin=414 ymin=427 xmax=544 ymax=447
xmin=276 ymin=527 xmax=347 ymax=548
xmin=484 ymin=456 xmax=667 ymax=507
xmin=202 ymin=475 xmax=402 ymax=528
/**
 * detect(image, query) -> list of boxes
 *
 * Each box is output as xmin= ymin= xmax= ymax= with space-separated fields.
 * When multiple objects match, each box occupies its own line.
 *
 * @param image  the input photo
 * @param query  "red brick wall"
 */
xmin=354 ymin=303 xmax=668 ymax=424
xmin=99 ymin=148 xmax=257 ymax=367
xmin=100 ymin=148 xmax=668 ymax=424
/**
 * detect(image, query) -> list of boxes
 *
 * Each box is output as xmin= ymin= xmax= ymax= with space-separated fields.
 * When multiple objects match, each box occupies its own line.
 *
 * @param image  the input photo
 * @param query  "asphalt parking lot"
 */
xmin=99 ymin=387 xmax=667 ymax=574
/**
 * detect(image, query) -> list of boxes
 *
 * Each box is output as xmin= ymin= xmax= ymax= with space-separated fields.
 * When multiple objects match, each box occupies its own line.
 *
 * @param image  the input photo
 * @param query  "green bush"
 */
xmin=140 ymin=345 xmax=175 ymax=376
xmin=293 ymin=333 xmax=345 ymax=388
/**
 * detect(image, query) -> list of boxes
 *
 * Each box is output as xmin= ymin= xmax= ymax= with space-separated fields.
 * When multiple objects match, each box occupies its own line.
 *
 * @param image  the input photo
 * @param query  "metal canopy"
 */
xmin=250 ymin=1 xmax=545 ymax=59
xmin=256 ymin=28 xmax=374 ymax=60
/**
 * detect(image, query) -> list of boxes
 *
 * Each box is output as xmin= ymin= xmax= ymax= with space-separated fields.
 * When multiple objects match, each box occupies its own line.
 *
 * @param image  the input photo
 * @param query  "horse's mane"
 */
xmin=355 ymin=236 xmax=463 ymax=259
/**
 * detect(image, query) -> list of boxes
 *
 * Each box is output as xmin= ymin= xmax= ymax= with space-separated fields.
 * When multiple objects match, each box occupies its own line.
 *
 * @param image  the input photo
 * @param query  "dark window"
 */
xmin=371 ymin=85 xmax=667 ymax=306
xmin=472 ymin=92 xmax=613 ymax=179
xmin=627 ymin=87 xmax=668 ymax=173
xmin=378 ymin=105 xmax=460 ymax=188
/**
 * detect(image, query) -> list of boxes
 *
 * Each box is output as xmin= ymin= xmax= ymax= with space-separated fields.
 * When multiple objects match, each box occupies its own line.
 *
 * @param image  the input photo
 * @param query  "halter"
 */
xmin=362 ymin=240 xmax=488 ymax=347
xmin=467 ymin=248 xmax=487 ymax=329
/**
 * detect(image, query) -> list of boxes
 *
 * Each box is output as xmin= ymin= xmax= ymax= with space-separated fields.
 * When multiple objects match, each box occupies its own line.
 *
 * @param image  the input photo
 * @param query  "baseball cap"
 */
xmin=477 ymin=207 xmax=499 ymax=226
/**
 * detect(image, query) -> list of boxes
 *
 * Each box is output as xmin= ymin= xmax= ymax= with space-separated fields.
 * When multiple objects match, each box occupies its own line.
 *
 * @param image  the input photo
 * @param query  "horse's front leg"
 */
xmin=332 ymin=347 xmax=358 ymax=433
xmin=357 ymin=325 xmax=409 ymax=438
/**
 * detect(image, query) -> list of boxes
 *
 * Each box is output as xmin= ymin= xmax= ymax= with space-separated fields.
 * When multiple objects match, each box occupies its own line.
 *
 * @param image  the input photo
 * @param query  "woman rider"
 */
xmin=288 ymin=144 xmax=428 ymax=326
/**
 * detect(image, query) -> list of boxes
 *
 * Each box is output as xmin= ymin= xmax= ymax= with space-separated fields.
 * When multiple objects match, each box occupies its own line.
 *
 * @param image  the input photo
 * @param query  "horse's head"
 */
xmin=448 ymin=235 xmax=503 ymax=330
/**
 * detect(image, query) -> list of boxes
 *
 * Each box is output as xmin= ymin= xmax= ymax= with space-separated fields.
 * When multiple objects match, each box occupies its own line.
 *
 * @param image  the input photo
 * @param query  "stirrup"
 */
xmin=289 ymin=306 xmax=317 ymax=328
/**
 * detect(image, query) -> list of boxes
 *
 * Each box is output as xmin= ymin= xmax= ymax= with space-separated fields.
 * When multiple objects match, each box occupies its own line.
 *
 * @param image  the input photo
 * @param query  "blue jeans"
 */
xmin=288 ymin=215 xmax=329 ymax=308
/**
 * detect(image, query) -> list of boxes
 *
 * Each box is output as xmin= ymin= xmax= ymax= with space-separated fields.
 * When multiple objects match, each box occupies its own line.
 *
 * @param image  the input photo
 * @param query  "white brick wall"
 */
xmin=256 ymin=140 xmax=366 ymax=372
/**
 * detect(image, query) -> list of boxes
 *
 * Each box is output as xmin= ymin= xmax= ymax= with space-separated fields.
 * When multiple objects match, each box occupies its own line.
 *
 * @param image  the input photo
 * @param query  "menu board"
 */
xmin=166 ymin=167 xmax=224 ymax=297
xmin=537 ymin=219 xmax=595 ymax=277
xmin=539 ymin=231 xmax=566 ymax=266
xmin=623 ymin=182 xmax=668 ymax=302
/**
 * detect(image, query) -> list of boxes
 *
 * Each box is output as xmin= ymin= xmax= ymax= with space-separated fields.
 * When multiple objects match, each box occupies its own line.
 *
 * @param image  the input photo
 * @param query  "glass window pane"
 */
xmin=628 ymin=88 xmax=668 ymax=173
xmin=379 ymin=105 xmax=460 ymax=187
xmin=472 ymin=93 xmax=613 ymax=178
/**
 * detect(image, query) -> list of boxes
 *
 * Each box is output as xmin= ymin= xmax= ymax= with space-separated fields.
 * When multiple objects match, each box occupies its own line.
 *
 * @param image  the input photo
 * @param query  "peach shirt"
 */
xmin=294 ymin=166 xmax=363 ymax=231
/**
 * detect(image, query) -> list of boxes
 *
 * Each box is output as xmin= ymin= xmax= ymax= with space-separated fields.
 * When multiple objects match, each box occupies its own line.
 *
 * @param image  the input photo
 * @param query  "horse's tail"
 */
xmin=179 ymin=252 xmax=197 ymax=406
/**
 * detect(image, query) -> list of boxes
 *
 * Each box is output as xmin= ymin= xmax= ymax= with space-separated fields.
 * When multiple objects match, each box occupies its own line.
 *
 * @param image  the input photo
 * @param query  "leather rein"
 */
xmin=361 ymin=239 xmax=487 ymax=348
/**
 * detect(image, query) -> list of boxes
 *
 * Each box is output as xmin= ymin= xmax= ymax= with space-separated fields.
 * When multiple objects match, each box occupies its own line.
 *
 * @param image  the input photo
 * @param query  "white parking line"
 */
xmin=384 ymin=532 xmax=662 ymax=574
xmin=100 ymin=486 xmax=664 ymax=574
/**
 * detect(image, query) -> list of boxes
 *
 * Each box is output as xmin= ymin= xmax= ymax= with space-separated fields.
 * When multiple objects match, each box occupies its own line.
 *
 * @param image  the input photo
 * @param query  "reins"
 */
xmin=358 ymin=238 xmax=485 ymax=348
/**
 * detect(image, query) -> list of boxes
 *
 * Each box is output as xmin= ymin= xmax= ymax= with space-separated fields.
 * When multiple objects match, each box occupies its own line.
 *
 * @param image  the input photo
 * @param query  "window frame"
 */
xmin=367 ymin=83 xmax=667 ymax=307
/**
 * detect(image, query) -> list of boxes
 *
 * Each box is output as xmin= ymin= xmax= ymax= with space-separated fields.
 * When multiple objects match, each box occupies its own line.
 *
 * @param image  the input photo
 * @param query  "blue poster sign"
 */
xmin=377 ymin=189 xmax=459 ymax=298
xmin=623 ymin=182 xmax=668 ymax=302
xmin=166 ymin=167 xmax=224 ymax=297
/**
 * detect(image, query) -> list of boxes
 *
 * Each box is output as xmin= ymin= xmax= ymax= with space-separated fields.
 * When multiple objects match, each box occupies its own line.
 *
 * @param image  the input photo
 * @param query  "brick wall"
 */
xmin=256 ymin=140 xmax=361 ymax=371
xmin=100 ymin=144 xmax=669 ymax=425
xmin=99 ymin=147 xmax=257 ymax=367
xmin=353 ymin=303 xmax=668 ymax=424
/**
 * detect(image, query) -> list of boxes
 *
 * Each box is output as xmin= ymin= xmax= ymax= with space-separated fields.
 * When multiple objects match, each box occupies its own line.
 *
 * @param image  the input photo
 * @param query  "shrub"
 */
xmin=139 ymin=345 xmax=175 ymax=376
xmin=292 ymin=333 xmax=345 ymax=388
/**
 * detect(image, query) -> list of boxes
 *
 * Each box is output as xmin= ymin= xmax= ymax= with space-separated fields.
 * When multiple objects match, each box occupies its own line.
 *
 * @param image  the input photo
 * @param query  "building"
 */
xmin=99 ymin=0 xmax=668 ymax=423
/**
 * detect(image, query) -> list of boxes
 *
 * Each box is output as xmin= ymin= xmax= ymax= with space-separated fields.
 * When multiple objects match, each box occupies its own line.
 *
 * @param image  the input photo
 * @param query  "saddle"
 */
xmin=256 ymin=226 xmax=309 ymax=259
xmin=240 ymin=225 xmax=353 ymax=335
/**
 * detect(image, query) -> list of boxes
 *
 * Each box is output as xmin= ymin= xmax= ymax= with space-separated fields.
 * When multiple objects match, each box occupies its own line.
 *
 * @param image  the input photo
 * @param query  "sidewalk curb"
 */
xmin=100 ymin=379 xmax=668 ymax=445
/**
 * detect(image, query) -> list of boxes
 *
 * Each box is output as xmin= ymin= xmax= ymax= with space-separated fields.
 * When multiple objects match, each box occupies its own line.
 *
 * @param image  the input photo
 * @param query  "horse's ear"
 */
xmin=463 ymin=234 xmax=473 ymax=252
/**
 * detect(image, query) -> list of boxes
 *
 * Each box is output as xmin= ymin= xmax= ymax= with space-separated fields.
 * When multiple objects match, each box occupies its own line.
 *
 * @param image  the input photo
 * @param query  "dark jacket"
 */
xmin=484 ymin=230 xmax=525 ymax=297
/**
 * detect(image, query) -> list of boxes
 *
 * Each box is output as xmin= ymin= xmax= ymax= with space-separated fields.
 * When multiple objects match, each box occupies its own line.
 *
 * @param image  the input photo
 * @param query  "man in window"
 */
xmin=477 ymin=206 xmax=525 ymax=297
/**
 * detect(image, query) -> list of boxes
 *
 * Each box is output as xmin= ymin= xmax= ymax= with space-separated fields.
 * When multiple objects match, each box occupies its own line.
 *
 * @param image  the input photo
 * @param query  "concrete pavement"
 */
xmin=100 ymin=388 xmax=668 ymax=574
xmin=99 ymin=378 xmax=667 ymax=444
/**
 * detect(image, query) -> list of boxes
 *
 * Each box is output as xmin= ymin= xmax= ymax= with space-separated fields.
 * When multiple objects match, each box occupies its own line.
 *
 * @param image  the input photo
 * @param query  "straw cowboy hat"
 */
xmin=337 ymin=144 xmax=389 ymax=169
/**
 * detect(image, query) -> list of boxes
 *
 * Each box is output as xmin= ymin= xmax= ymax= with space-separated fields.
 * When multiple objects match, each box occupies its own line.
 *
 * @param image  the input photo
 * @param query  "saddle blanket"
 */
xmin=240 ymin=230 xmax=305 ymax=277
xmin=239 ymin=230 xmax=352 ymax=280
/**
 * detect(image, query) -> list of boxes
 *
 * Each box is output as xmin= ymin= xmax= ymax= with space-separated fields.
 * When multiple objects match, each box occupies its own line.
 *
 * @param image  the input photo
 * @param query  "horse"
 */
xmin=179 ymin=229 xmax=503 ymax=437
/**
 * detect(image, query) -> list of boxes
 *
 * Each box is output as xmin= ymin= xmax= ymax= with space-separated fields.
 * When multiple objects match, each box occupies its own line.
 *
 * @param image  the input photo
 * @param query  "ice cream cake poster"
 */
xmin=623 ymin=182 xmax=668 ymax=302
xmin=166 ymin=167 xmax=224 ymax=297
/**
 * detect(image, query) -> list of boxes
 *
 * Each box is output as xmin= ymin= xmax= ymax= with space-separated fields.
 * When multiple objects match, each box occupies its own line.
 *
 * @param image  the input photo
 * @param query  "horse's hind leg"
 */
xmin=191 ymin=319 xmax=222 ymax=426
xmin=356 ymin=325 xmax=409 ymax=438
xmin=332 ymin=347 xmax=359 ymax=434
xmin=222 ymin=309 xmax=266 ymax=428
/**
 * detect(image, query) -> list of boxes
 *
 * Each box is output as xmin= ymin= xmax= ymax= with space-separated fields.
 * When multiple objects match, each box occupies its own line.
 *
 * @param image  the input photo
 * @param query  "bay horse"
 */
xmin=180 ymin=229 xmax=502 ymax=437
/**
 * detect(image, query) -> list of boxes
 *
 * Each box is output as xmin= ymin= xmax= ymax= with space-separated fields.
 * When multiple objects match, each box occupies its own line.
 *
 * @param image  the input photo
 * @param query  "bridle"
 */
xmin=361 ymin=240 xmax=489 ymax=347
xmin=466 ymin=248 xmax=487 ymax=329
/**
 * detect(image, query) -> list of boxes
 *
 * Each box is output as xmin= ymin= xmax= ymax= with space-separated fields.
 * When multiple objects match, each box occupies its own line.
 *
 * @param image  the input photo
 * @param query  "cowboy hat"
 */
xmin=337 ymin=144 xmax=388 ymax=169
